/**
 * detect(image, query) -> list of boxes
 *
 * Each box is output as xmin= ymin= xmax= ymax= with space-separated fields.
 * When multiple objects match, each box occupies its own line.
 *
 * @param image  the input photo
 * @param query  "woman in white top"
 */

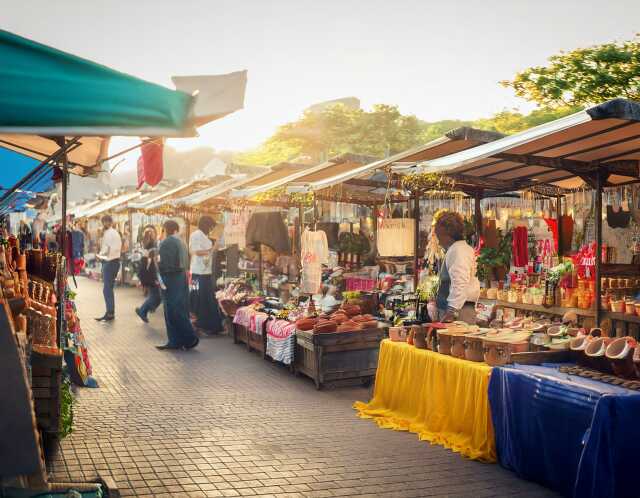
xmin=189 ymin=216 xmax=223 ymax=335
xmin=433 ymin=211 xmax=480 ymax=323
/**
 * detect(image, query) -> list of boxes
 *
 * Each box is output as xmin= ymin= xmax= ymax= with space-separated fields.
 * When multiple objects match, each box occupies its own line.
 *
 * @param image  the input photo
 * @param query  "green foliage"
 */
xmin=473 ymin=106 xmax=580 ymax=135
xmin=476 ymin=230 xmax=512 ymax=282
xmin=502 ymin=36 xmax=640 ymax=108
xmin=338 ymin=232 xmax=370 ymax=255
xmin=59 ymin=376 xmax=74 ymax=438
xmin=236 ymin=103 xmax=427 ymax=165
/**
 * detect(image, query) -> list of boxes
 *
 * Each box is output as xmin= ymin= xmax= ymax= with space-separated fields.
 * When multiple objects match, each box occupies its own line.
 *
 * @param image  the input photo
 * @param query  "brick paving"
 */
xmin=47 ymin=277 xmax=559 ymax=497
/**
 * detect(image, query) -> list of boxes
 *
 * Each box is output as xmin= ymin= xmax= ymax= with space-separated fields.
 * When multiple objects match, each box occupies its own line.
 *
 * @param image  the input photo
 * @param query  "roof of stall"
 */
xmin=76 ymin=191 xmax=142 ymax=219
xmin=126 ymin=180 xmax=203 ymax=210
xmin=231 ymin=154 xmax=374 ymax=199
xmin=173 ymin=173 xmax=268 ymax=207
xmin=416 ymin=99 xmax=640 ymax=191
xmin=281 ymin=127 xmax=505 ymax=203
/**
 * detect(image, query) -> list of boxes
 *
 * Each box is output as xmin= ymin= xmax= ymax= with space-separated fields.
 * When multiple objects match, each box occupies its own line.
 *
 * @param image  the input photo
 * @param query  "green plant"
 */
xmin=59 ymin=376 xmax=74 ymax=438
xmin=476 ymin=230 xmax=512 ymax=282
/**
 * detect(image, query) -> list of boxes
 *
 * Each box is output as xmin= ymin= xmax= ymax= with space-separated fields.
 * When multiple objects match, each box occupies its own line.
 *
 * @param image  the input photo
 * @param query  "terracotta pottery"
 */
xmin=606 ymin=336 xmax=637 ymax=379
xmin=436 ymin=329 xmax=453 ymax=355
xmin=413 ymin=326 xmax=428 ymax=349
xmin=464 ymin=333 xmax=486 ymax=362
xmin=633 ymin=347 xmax=640 ymax=379
xmin=584 ymin=337 xmax=613 ymax=373
xmin=481 ymin=331 xmax=531 ymax=366
xmin=450 ymin=334 xmax=468 ymax=359
xmin=388 ymin=327 xmax=408 ymax=342
xmin=570 ymin=335 xmax=592 ymax=351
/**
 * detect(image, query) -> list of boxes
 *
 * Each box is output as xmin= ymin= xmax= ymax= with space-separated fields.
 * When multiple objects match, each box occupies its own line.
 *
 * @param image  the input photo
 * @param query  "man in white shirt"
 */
xmin=434 ymin=212 xmax=480 ymax=323
xmin=95 ymin=215 xmax=122 ymax=322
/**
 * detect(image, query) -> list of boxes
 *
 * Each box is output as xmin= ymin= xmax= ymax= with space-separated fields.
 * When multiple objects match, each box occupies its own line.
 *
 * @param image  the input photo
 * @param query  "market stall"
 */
xmin=0 ymin=28 xmax=245 ymax=495
xmin=352 ymin=99 xmax=640 ymax=497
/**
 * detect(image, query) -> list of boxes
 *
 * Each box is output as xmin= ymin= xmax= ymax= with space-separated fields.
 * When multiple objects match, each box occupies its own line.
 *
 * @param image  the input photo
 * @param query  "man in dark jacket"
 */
xmin=156 ymin=220 xmax=199 ymax=351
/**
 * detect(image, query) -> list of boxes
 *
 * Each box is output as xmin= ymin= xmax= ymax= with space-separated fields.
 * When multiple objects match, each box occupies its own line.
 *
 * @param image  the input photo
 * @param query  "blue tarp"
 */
xmin=489 ymin=364 xmax=640 ymax=498
xmin=0 ymin=147 xmax=53 ymax=211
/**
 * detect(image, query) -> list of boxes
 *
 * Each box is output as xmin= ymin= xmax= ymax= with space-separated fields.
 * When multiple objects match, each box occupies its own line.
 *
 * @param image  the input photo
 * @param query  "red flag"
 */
xmin=137 ymin=141 xmax=164 ymax=188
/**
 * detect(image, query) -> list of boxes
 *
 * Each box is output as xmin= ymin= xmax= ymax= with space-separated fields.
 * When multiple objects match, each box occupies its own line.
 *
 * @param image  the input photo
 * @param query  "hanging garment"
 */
xmin=316 ymin=222 xmax=340 ymax=250
xmin=300 ymin=229 xmax=328 ymax=295
xmin=543 ymin=218 xmax=559 ymax=252
xmin=560 ymin=215 xmax=574 ymax=254
xmin=300 ymin=253 xmax=322 ymax=294
xmin=301 ymin=228 xmax=329 ymax=264
xmin=511 ymin=226 xmax=529 ymax=267
xmin=245 ymin=212 xmax=289 ymax=253
xmin=607 ymin=205 xmax=631 ymax=229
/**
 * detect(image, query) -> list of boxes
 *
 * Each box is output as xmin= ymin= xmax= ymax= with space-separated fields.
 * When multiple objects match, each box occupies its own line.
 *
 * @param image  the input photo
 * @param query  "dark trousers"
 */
xmin=161 ymin=272 xmax=197 ymax=347
xmin=139 ymin=285 xmax=162 ymax=318
xmin=192 ymin=273 xmax=223 ymax=333
xmin=102 ymin=259 xmax=120 ymax=316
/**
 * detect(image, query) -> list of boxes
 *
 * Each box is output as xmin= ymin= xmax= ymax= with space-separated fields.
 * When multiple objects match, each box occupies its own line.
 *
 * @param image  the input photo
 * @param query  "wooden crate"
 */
xmin=232 ymin=323 xmax=249 ymax=346
xmin=247 ymin=328 xmax=266 ymax=356
xmin=31 ymin=351 xmax=63 ymax=435
xmin=294 ymin=325 xmax=386 ymax=389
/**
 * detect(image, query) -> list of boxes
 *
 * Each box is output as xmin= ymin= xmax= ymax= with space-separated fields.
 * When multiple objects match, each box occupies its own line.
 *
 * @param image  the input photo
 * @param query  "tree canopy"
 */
xmin=502 ymin=36 xmax=640 ymax=108
xmin=235 ymin=104 xmax=579 ymax=166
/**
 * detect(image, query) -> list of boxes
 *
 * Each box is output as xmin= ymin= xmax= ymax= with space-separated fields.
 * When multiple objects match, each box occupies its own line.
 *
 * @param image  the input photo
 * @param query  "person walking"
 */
xmin=135 ymin=227 xmax=161 ymax=323
xmin=156 ymin=220 xmax=199 ymax=350
xmin=189 ymin=216 xmax=224 ymax=335
xmin=95 ymin=215 xmax=122 ymax=322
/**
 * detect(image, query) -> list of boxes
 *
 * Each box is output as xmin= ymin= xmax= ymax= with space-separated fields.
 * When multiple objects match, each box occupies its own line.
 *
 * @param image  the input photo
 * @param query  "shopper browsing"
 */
xmin=135 ymin=227 xmax=161 ymax=323
xmin=189 ymin=216 xmax=224 ymax=335
xmin=156 ymin=220 xmax=199 ymax=350
xmin=95 ymin=215 xmax=122 ymax=322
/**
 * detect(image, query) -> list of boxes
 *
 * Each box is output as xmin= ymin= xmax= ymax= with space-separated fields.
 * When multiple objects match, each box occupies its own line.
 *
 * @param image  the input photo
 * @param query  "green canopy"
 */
xmin=0 ymin=29 xmax=195 ymax=137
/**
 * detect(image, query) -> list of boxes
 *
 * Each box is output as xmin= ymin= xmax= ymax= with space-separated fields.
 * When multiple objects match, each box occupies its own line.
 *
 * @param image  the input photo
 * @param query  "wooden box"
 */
xmin=232 ymin=323 xmax=249 ymax=346
xmin=30 ymin=351 xmax=63 ymax=434
xmin=294 ymin=325 xmax=385 ymax=389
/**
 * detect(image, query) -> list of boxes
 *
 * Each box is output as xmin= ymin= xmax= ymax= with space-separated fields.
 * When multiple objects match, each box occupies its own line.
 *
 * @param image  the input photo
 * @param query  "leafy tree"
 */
xmin=502 ymin=36 xmax=640 ymax=107
xmin=474 ymin=106 xmax=579 ymax=135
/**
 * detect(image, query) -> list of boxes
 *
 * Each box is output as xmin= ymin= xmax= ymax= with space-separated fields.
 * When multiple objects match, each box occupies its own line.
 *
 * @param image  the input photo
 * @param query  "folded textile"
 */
xmin=266 ymin=320 xmax=296 ymax=365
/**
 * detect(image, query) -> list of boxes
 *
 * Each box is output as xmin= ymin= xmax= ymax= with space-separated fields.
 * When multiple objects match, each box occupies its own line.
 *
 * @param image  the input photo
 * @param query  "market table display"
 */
xmin=354 ymin=339 xmax=496 ymax=462
xmin=489 ymin=364 xmax=640 ymax=498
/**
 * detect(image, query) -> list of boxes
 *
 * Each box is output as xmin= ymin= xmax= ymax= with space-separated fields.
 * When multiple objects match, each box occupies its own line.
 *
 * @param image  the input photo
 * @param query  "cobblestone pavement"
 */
xmin=47 ymin=277 xmax=559 ymax=498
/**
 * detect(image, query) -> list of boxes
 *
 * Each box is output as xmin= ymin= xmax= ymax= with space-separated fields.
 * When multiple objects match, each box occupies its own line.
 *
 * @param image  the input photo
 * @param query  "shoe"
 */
xmin=155 ymin=343 xmax=181 ymax=350
xmin=95 ymin=315 xmax=115 ymax=322
xmin=135 ymin=308 xmax=149 ymax=323
xmin=183 ymin=337 xmax=200 ymax=350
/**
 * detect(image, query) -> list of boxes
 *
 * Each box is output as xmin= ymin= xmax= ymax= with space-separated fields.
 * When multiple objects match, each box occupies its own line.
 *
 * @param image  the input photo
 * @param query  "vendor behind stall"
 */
xmin=434 ymin=212 xmax=480 ymax=323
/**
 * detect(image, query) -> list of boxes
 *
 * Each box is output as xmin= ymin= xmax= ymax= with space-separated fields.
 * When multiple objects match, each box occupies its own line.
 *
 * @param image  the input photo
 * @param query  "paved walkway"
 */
xmin=48 ymin=277 xmax=559 ymax=498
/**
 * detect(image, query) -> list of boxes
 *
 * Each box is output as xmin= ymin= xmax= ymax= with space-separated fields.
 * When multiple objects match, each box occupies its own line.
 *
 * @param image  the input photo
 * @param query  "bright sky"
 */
xmin=5 ymin=0 xmax=640 ymax=159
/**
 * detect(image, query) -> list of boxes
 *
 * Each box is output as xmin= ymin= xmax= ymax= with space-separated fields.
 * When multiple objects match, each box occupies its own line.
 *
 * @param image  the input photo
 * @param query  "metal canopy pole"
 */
xmin=556 ymin=195 xmax=564 ymax=257
xmin=413 ymin=193 xmax=420 ymax=290
xmin=474 ymin=191 xmax=483 ymax=240
xmin=595 ymin=175 xmax=603 ymax=326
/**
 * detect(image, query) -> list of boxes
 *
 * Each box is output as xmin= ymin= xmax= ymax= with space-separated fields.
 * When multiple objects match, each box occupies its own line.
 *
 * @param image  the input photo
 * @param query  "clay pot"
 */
xmin=388 ymin=327 xmax=408 ymax=342
xmin=450 ymin=334 xmax=467 ymax=359
xmin=584 ymin=337 xmax=613 ymax=373
xmin=464 ymin=334 xmax=485 ymax=362
xmin=413 ymin=326 xmax=428 ymax=349
xmin=482 ymin=333 xmax=531 ymax=366
xmin=605 ymin=336 xmax=637 ymax=379
xmin=436 ymin=330 xmax=452 ymax=355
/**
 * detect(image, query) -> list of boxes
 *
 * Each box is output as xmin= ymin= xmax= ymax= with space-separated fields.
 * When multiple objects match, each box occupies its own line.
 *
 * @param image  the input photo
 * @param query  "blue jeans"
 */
xmin=161 ymin=272 xmax=197 ymax=347
xmin=139 ymin=285 xmax=161 ymax=318
xmin=102 ymin=259 xmax=120 ymax=316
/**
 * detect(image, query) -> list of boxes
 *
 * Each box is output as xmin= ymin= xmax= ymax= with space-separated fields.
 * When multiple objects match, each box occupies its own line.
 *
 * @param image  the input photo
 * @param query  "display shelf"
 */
xmin=602 ymin=311 xmax=640 ymax=324
xmin=601 ymin=264 xmax=640 ymax=277
xmin=479 ymin=299 xmax=596 ymax=317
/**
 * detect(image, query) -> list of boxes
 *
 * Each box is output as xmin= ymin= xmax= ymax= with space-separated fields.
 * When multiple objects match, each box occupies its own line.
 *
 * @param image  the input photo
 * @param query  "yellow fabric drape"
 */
xmin=354 ymin=340 xmax=496 ymax=462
